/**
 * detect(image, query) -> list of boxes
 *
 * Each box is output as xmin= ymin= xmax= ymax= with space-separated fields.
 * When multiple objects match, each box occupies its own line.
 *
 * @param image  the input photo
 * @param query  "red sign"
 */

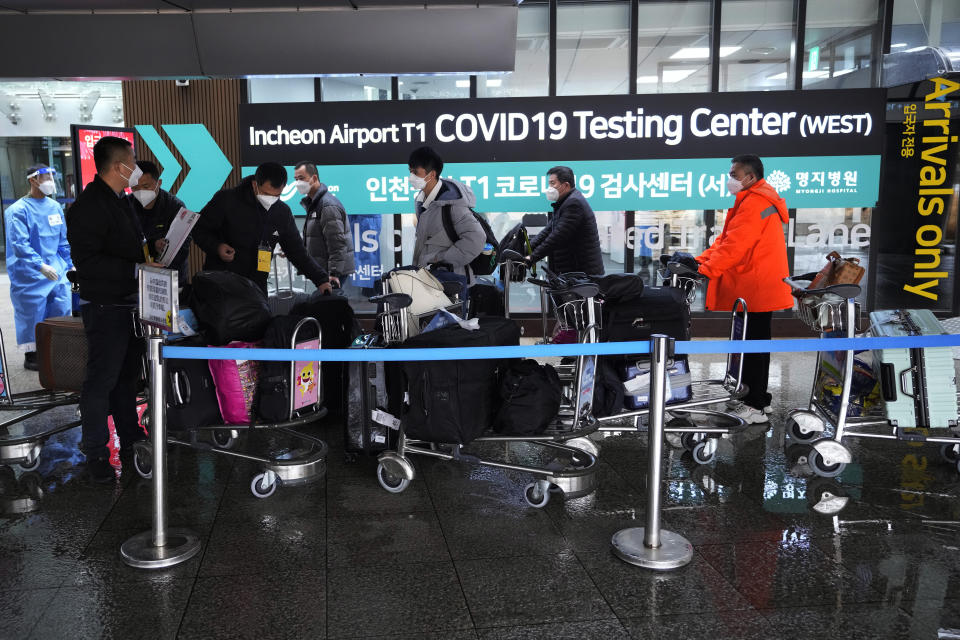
xmin=71 ymin=126 xmax=136 ymax=191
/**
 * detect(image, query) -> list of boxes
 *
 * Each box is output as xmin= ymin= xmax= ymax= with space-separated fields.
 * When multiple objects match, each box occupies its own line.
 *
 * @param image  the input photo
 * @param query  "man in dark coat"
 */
xmin=67 ymin=135 xmax=154 ymax=483
xmin=526 ymin=166 xmax=604 ymax=276
xmin=192 ymin=162 xmax=332 ymax=295
xmin=128 ymin=160 xmax=191 ymax=284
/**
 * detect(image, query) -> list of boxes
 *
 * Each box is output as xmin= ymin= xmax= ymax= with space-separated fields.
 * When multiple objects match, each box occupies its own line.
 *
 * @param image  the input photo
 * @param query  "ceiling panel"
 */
xmin=0 ymin=0 xmax=172 ymax=10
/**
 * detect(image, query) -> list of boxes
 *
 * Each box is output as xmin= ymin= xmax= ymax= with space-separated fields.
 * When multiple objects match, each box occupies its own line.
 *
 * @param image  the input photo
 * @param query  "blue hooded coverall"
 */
xmin=4 ymin=195 xmax=73 ymax=351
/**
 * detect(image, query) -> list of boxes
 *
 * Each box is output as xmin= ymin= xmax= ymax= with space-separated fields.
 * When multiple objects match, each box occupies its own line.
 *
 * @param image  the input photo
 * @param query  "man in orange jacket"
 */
xmin=696 ymin=154 xmax=793 ymax=424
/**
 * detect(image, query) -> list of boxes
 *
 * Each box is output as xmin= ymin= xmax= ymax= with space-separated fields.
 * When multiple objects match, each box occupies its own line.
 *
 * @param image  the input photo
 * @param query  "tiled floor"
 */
xmin=1 ymin=352 xmax=959 ymax=639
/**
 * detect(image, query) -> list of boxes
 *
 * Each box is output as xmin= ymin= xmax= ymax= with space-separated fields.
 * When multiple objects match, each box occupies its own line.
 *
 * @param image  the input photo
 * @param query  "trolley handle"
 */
xmin=499 ymin=249 xmax=525 ymax=264
xmin=784 ymin=276 xmax=861 ymax=300
xmin=665 ymin=261 xmax=706 ymax=280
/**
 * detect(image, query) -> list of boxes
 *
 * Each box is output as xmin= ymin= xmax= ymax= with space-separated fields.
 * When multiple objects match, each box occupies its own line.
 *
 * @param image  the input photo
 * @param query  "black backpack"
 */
xmin=257 ymin=315 xmax=319 ymax=422
xmin=494 ymin=360 xmax=563 ymax=435
xmin=441 ymin=205 xmax=499 ymax=276
xmin=190 ymin=271 xmax=271 ymax=346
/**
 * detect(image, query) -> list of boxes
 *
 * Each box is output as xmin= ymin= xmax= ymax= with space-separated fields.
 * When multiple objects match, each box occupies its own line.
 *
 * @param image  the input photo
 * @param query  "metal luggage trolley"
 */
xmin=132 ymin=316 xmax=330 ymax=498
xmin=585 ymin=261 xmax=748 ymax=466
xmin=369 ymin=279 xmax=601 ymax=509
xmin=783 ymin=276 xmax=960 ymax=478
xmin=0 ymin=325 xmax=82 ymax=471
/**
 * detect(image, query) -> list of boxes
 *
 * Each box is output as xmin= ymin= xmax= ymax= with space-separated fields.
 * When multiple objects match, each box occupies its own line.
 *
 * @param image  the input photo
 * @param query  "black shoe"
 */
xmin=87 ymin=457 xmax=116 ymax=484
xmin=23 ymin=352 xmax=38 ymax=371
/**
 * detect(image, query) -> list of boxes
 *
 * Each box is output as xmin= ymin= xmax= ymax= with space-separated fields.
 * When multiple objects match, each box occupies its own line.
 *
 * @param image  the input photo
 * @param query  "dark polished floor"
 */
xmin=1 ymin=353 xmax=959 ymax=640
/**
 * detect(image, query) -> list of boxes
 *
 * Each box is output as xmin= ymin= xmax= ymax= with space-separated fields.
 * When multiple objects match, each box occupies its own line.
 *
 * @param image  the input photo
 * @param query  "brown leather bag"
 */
xmin=808 ymin=251 xmax=865 ymax=289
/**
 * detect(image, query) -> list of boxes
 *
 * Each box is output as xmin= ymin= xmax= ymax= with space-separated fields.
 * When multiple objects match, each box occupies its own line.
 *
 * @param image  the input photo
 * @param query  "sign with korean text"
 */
xmin=138 ymin=266 xmax=179 ymax=331
xmin=70 ymin=125 xmax=136 ymax=191
xmin=239 ymin=89 xmax=883 ymax=213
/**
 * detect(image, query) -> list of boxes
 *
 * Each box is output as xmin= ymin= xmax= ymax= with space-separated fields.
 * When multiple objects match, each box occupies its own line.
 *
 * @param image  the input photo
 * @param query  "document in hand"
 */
xmin=159 ymin=207 xmax=200 ymax=267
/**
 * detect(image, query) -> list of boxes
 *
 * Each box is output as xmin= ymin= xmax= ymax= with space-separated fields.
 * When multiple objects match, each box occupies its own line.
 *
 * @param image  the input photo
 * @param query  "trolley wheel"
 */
xmin=212 ymin=429 xmax=238 ymax=450
xmin=18 ymin=452 xmax=41 ymax=473
xmin=134 ymin=443 xmax=153 ymax=480
xmin=523 ymin=481 xmax=550 ymax=508
xmin=680 ymin=432 xmax=703 ymax=452
xmin=808 ymin=448 xmax=846 ymax=478
xmin=376 ymin=462 xmax=411 ymax=494
xmin=250 ymin=473 xmax=277 ymax=499
xmin=940 ymin=443 xmax=960 ymax=465
xmin=691 ymin=440 xmax=716 ymax=465
xmin=787 ymin=416 xmax=820 ymax=442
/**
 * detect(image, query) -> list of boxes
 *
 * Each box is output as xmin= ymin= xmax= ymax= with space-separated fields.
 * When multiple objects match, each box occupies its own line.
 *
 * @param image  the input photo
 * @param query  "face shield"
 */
xmin=27 ymin=167 xmax=60 ymax=197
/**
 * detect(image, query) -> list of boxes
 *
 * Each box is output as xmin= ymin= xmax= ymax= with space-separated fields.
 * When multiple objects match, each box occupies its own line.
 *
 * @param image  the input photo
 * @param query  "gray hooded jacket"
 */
xmin=413 ymin=178 xmax=484 ymax=279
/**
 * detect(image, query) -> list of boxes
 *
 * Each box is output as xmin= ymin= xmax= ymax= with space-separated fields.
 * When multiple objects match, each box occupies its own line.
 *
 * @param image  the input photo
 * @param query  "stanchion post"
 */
xmin=610 ymin=334 xmax=693 ymax=570
xmin=121 ymin=328 xmax=201 ymax=569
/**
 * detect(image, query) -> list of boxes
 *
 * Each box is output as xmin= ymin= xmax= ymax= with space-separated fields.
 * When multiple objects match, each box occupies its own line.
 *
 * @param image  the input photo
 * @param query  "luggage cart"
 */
xmin=589 ymin=262 xmax=748 ymax=466
xmin=783 ymin=276 xmax=960 ymax=478
xmin=369 ymin=279 xmax=601 ymax=508
xmin=132 ymin=317 xmax=330 ymax=498
xmin=0 ymin=326 xmax=82 ymax=470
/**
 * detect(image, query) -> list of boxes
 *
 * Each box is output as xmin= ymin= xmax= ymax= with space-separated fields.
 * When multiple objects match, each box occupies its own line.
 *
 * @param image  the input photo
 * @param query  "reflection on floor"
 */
xmin=1 ymin=352 xmax=959 ymax=640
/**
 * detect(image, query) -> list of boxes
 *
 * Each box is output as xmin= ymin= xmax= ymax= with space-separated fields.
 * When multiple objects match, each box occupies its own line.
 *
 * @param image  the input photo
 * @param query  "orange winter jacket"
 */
xmin=696 ymin=179 xmax=793 ymax=313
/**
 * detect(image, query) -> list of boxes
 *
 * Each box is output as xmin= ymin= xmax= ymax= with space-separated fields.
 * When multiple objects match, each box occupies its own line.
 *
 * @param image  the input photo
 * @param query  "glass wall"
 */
xmin=636 ymin=1 xmax=713 ymax=94
xmin=479 ymin=3 xmax=550 ymax=98
xmin=891 ymin=0 xmax=960 ymax=50
xmin=804 ymin=0 xmax=878 ymax=89
xmin=557 ymin=1 xmax=631 ymax=95
xmin=322 ymin=76 xmax=391 ymax=102
xmin=397 ymin=75 xmax=470 ymax=100
xmin=247 ymin=77 xmax=314 ymax=103
xmin=719 ymin=0 xmax=794 ymax=91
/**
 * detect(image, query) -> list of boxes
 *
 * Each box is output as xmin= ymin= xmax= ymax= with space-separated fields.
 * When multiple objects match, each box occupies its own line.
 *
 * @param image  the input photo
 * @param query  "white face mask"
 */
xmin=408 ymin=172 xmax=427 ymax=191
xmin=120 ymin=162 xmax=143 ymax=189
xmin=545 ymin=186 xmax=560 ymax=203
xmin=726 ymin=177 xmax=744 ymax=195
xmin=37 ymin=180 xmax=56 ymax=196
xmin=133 ymin=188 xmax=157 ymax=207
xmin=257 ymin=194 xmax=280 ymax=210
xmin=294 ymin=179 xmax=311 ymax=195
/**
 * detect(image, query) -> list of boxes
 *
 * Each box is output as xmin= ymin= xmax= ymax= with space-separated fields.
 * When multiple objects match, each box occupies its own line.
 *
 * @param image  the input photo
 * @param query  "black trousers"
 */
xmin=79 ymin=303 xmax=144 ymax=461
xmin=742 ymin=311 xmax=773 ymax=410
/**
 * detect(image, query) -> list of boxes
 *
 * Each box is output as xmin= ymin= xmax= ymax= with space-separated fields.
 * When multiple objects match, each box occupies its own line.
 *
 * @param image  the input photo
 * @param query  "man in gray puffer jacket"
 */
xmin=408 ymin=147 xmax=484 ymax=306
xmin=294 ymin=161 xmax=355 ymax=291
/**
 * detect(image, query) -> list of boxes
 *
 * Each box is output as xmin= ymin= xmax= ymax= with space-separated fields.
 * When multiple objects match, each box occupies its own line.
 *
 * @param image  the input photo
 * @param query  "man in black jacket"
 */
xmin=67 ymin=136 xmax=154 ymax=483
xmin=128 ymin=160 xmax=191 ymax=283
xmin=526 ymin=166 xmax=604 ymax=276
xmin=192 ymin=162 xmax=333 ymax=295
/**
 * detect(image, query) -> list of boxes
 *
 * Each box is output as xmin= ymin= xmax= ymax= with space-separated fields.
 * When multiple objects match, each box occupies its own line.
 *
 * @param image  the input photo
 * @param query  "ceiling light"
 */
xmin=767 ymin=70 xmax=830 ymax=80
xmin=891 ymin=43 xmax=908 ymax=48
xmin=636 ymin=75 xmax=659 ymax=83
xmin=662 ymin=69 xmax=697 ymax=82
xmin=671 ymin=46 xmax=740 ymax=59
xmin=455 ymin=80 xmax=470 ymax=88
xmin=486 ymin=78 xmax=502 ymax=87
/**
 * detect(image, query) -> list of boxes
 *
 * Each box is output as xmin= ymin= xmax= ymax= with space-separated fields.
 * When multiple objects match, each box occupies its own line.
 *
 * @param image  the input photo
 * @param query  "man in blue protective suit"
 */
xmin=4 ymin=164 xmax=72 ymax=371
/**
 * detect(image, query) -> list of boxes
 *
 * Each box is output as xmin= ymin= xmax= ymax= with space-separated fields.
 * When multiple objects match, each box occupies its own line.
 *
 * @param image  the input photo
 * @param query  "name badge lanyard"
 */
xmin=257 ymin=209 xmax=274 ymax=273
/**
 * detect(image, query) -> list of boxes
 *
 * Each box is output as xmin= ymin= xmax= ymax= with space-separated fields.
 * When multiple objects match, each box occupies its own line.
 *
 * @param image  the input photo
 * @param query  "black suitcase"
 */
xmin=602 ymin=285 xmax=690 ymax=343
xmin=468 ymin=283 xmax=505 ymax=317
xmin=257 ymin=315 xmax=320 ymax=422
xmin=291 ymin=295 xmax=360 ymax=417
xmin=165 ymin=337 xmax=222 ymax=431
xmin=344 ymin=356 xmax=401 ymax=457
xmin=395 ymin=317 xmax=521 ymax=444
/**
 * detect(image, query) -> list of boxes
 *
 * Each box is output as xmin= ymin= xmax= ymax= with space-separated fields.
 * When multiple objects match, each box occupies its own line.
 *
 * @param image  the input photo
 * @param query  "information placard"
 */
xmin=138 ymin=266 xmax=179 ymax=332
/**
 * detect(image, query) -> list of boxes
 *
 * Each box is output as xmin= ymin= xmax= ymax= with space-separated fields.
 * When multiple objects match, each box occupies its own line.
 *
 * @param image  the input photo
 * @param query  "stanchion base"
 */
xmin=120 ymin=528 xmax=201 ymax=569
xmin=611 ymin=528 xmax=693 ymax=570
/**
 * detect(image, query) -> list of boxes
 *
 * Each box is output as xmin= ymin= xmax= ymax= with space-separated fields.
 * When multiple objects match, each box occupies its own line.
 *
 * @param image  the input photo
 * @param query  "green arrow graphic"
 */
xmin=161 ymin=124 xmax=232 ymax=212
xmin=135 ymin=125 xmax=182 ymax=187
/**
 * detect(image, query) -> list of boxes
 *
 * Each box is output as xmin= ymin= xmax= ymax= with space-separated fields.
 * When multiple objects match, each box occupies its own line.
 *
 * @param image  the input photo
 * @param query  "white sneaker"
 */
xmin=729 ymin=402 xmax=769 ymax=425
xmin=726 ymin=399 xmax=772 ymax=415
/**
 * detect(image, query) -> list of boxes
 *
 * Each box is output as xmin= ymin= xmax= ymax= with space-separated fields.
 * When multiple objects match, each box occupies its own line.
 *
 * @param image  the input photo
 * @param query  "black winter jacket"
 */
xmin=301 ymin=184 xmax=355 ymax=278
xmin=66 ymin=175 xmax=146 ymax=304
xmin=192 ymin=176 xmax=329 ymax=292
xmin=128 ymin=188 xmax=191 ymax=281
xmin=529 ymin=189 xmax=604 ymax=276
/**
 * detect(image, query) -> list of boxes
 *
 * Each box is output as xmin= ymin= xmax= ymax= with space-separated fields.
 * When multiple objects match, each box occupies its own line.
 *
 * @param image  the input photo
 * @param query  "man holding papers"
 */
xmin=128 ymin=160 xmax=192 ymax=283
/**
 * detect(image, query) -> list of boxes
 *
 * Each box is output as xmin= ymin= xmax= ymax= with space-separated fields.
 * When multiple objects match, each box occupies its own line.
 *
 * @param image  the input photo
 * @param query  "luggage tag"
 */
xmin=371 ymin=408 xmax=401 ymax=430
xmin=257 ymin=242 xmax=272 ymax=273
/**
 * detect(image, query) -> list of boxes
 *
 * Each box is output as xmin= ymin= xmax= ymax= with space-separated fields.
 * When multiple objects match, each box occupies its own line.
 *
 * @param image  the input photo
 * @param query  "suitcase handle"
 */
xmin=879 ymin=363 xmax=897 ymax=401
xmin=171 ymin=370 xmax=192 ymax=405
xmin=899 ymin=368 xmax=915 ymax=399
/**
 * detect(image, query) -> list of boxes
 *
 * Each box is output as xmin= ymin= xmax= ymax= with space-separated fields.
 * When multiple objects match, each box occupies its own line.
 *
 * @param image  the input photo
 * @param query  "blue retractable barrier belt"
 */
xmin=162 ymin=334 xmax=960 ymax=362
